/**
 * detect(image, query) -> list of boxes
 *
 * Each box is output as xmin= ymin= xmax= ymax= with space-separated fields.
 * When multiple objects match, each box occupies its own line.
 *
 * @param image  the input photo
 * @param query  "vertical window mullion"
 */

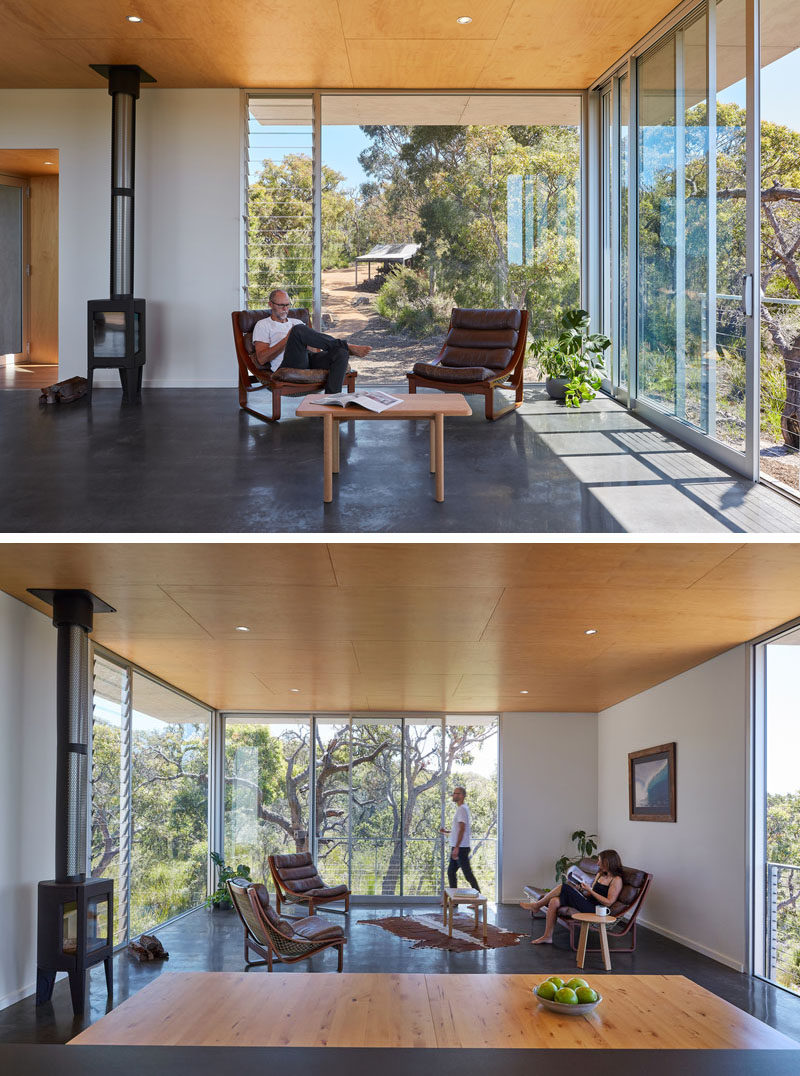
xmin=705 ymin=0 xmax=718 ymax=437
xmin=119 ymin=662 xmax=132 ymax=944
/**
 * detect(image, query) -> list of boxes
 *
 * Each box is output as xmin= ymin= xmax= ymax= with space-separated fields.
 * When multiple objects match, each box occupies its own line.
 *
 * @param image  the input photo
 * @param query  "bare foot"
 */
xmin=532 ymin=936 xmax=553 ymax=945
xmin=519 ymin=901 xmax=540 ymax=912
xmin=347 ymin=343 xmax=372 ymax=358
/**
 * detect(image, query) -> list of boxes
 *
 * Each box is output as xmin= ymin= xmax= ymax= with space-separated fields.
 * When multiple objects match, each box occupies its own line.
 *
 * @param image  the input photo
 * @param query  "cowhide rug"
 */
xmin=358 ymin=912 xmax=524 ymax=952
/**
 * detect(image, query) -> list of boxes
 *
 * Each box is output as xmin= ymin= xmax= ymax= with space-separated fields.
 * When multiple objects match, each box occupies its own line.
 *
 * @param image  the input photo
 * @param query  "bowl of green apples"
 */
xmin=533 ymin=976 xmax=602 ymax=1015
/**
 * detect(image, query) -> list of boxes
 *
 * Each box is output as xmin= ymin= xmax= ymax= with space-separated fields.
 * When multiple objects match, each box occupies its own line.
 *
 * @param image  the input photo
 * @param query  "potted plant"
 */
xmin=554 ymin=829 xmax=598 ymax=884
xmin=530 ymin=309 xmax=611 ymax=408
xmin=206 ymin=850 xmax=252 ymax=909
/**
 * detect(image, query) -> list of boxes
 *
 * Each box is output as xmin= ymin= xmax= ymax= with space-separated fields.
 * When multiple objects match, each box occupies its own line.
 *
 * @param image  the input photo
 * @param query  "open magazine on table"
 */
xmin=321 ymin=390 xmax=402 ymax=413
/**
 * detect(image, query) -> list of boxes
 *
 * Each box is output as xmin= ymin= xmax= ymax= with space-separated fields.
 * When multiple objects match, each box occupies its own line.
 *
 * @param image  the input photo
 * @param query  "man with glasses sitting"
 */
xmin=252 ymin=288 xmax=371 ymax=393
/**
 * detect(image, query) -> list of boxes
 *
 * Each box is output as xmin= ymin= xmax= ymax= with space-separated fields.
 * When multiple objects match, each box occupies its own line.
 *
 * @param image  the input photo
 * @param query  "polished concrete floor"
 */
xmin=3 ymin=901 xmax=799 ymax=1047
xmin=2 ymin=384 xmax=799 ymax=533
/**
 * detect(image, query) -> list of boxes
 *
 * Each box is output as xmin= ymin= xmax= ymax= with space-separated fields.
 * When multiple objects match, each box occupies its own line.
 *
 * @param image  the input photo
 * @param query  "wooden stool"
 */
xmin=573 ymin=912 xmax=617 ymax=971
xmin=443 ymin=887 xmax=488 ymax=941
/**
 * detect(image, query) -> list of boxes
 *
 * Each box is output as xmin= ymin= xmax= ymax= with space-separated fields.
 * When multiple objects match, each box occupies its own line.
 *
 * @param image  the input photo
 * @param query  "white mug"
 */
xmin=596 ymin=906 xmax=608 ymax=916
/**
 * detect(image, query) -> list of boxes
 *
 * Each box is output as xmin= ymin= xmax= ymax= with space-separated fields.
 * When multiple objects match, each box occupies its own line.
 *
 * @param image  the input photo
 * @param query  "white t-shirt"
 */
xmin=449 ymin=803 xmax=471 ymax=849
xmin=252 ymin=316 xmax=304 ymax=371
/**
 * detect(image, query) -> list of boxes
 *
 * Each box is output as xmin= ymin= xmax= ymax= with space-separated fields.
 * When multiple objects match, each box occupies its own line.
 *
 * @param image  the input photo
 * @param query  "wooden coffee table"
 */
xmin=573 ymin=911 xmax=618 ymax=971
xmin=443 ymin=887 xmax=488 ymax=941
xmin=296 ymin=393 xmax=471 ymax=503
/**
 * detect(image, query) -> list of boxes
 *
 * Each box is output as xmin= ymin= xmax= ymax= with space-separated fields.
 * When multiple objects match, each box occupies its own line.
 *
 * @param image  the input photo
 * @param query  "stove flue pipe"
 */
xmin=108 ymin=65 xmax=141 ymax=299
xmin=28 ymin=588 xmax=115 ymax=884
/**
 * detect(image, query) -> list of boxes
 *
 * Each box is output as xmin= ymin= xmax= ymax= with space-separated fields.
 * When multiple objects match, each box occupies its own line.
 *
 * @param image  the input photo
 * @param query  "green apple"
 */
xmin=575 ymin=987 xmax=599 ymax=1004
xmin=536 ymin=980 xmax=558 ymax=1001
xmin=554 ymin=987 xmax=579 ymax=1005
xmin=565 ymin=977 xmax=589 ymax=992
xmin=546 ymin=976 xmax=565 ymax=990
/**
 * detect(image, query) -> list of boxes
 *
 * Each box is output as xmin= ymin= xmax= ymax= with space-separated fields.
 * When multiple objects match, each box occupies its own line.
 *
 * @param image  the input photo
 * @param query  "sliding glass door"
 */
xmin=754 ymin=626 xmax=800 ymax=994
xmin=758 ymin=0 xmax=800 ymax=493
xmin=598 ymin=0 xmax=757 ymax=474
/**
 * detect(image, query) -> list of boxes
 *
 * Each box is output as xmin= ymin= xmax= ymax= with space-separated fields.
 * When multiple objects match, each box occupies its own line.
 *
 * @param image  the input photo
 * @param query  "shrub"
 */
xmin=375 ymin=268 xmax=452 ymax=336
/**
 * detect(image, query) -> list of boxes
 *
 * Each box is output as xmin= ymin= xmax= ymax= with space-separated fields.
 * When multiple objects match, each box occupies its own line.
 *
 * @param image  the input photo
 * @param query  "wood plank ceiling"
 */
xmin=1 ymin=542 xmax=799 ymax=714
xmin=0 ymin=0 xmax=682 ymax=90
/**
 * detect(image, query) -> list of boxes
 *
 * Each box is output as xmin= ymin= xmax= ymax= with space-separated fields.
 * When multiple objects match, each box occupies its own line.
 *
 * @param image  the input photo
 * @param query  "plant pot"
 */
xmin=545 ymin=377 xmax=569 ymax=401
xmin=211 ymin=898 xmax=232 ymax=911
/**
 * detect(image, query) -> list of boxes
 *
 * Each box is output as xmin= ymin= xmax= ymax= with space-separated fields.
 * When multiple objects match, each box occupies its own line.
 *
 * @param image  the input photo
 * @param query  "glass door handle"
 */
xmin=743 ymin=274 xmax=754 ymax=318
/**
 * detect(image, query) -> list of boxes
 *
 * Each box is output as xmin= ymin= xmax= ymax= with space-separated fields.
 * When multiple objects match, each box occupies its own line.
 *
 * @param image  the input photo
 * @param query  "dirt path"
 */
xmin=321 ymin=266 xmax=445 ymax=384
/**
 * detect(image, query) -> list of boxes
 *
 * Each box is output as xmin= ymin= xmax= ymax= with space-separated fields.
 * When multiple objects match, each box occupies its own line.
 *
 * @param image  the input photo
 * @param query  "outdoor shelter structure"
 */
xmin=354 ymin=243 xmax=420 ymax=285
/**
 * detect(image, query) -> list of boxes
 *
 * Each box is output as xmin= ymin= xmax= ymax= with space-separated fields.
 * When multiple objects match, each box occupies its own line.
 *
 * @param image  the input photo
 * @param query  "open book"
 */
xmin=322 ymin=390 xmax=402 ymax=413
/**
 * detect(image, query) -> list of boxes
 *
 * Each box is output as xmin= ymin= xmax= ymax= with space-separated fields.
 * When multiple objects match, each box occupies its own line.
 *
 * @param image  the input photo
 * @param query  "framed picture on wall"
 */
xmin=628 ymin=742 xmax=676 ymax=822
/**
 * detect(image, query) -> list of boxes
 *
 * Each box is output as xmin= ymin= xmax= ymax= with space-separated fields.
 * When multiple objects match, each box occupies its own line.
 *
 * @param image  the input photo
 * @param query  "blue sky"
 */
xmin=767 ymin=644 xmax=800 ymax=796
xmin=322 ymin=125 xmax=372 ymax=190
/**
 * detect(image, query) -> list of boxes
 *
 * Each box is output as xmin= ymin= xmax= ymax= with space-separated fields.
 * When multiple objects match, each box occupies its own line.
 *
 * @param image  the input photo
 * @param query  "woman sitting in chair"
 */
xmin=523 ymin=848 xmax=624 ymax=945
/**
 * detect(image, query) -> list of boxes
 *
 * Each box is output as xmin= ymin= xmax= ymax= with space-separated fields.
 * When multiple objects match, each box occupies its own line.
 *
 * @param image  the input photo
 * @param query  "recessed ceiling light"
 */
xmin=127 ymin=15 xmax=143 ymax=22
xmin=520 ymin=690 xmax=529 ymax=694
xmin=234 ymin=625 xmax=250 ymax=632
xmin=456 ymin=16 xmax=472 ymax=24
xmin=585 ymin=628 xmax=598 ymax=635
xmin=43 ymin=161 xmax=53 ymax=165
xmin=290 ymin=688 xmax=300 ymax=693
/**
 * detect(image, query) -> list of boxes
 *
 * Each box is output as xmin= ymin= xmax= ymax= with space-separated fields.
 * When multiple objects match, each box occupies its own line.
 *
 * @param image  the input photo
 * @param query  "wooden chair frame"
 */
xmin=227 ymin=879 xmax=345 ymax=972
xmin=407 ymin=308 xmax=529 ymax=421
xmin=232 ymin=309 xmax=357 ymax=422
xmin=268 ymin=853 xmax=351 ymax=917
xmin=562 ymin=872 xmax=653 ymax=953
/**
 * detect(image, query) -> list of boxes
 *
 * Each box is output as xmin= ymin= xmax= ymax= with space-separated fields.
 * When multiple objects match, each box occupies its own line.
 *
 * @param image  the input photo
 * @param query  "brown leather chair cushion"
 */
xmin=412 ymin=362 xmax=496 ymax=383
xmin=272 ymin=852 xmax=325 ymax=893
xmin=293 ymin=917 xmax=345 ymax=942
xmin=272 ymin=367 xmax=331 ymax=385
xmin=439 ymin=346 xmax=513 ymax=371
xmin=304 ymin=884 xmax=349 ymax=899
xmin=451 ymin=308 xmax=522 ymax=332
xmin=445 ymin=327 xmax=519 ymax=351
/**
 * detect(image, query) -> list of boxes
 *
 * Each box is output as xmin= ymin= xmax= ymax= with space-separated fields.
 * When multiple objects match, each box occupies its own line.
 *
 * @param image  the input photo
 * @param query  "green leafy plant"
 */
xmin=206 ymin=850 xmax=252 ymax=909
xmin=554 ymin=829 xmax=598 ymax=884
xmin=530 ymin=309 xmax=611 ymax=408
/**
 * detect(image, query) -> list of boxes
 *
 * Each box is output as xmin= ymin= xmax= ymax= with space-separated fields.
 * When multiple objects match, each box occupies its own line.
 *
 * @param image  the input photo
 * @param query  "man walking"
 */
xmin=252 ymin=289 xmax=371 ymax=394
xmin=441 ymin=786 xmax=480 ymax=892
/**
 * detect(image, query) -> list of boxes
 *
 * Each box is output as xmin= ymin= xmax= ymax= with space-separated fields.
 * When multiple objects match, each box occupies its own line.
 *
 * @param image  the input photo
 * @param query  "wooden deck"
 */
xmin=69 ymin=973 xmax=797 ymax=1050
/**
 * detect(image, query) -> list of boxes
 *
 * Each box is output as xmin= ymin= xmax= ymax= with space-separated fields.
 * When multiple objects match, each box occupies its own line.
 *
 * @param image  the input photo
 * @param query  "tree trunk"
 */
xmin=780 ymin=340 xmax=800 ymax=450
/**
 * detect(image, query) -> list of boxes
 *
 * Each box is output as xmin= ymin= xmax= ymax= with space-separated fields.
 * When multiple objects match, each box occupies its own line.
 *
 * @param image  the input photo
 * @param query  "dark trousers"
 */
xmin=447 ymin=847 xmax=480 ymax=892
xmin=281 ymin=323 xmax=349 ymax=394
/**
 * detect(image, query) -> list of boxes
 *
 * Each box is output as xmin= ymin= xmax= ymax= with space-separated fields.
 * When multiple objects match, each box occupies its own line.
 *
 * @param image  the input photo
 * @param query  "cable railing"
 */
xmin=767 ymin=861 xmax=800 ymax=995
xmin=317 ymin=835 xmax=498 ymax=898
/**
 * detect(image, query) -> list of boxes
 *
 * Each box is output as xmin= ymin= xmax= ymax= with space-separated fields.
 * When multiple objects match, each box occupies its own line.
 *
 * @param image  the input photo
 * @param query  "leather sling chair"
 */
xmin=227 ymin=877 xmax=346 ymax=972
xmin=232 ymin=308 xmax=357 ymax=422
xmin=407 ymin=307 xmax=529 ymax=420
xmin=268 ymin=852 xmax=351 ymax=917
xmin=526 ymin=860 xmax=653 ymax=953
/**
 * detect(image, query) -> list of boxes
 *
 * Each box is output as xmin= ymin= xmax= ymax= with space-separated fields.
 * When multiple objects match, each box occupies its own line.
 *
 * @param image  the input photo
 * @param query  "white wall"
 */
xmin=597 ymin=645 xmax=748 ymax=971
xmin=0 ymin=88 xmax=241 ymax=387
xmin=0 ymin=592 xmax=57 ymax=1010
xmin=501 ymin=712 xmax=597 ymax=902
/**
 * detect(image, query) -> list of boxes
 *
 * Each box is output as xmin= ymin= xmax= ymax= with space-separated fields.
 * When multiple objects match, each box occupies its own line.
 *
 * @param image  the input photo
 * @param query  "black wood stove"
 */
xmin=87 ymin=64 xmax=155 ymax=402
xmin=29 ymin=588 xmax=116 ymax=1014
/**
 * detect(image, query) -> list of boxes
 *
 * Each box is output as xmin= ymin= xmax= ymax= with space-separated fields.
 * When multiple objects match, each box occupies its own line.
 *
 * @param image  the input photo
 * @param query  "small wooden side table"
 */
xmin=573 ymin=911 xmax=617 ymax=971
xmin=443 ymin=887 xmax=488 ymax=941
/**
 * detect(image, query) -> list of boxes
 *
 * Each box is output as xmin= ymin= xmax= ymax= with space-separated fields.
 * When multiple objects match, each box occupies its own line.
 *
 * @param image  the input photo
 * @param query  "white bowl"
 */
xmin=533 ymin=985 xmax=603 ymax=1015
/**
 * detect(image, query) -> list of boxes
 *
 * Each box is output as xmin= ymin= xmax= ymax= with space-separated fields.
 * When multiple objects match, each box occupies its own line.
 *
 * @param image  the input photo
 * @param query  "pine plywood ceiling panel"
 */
xmin=344 ymin=40 xmax=498 ymax=89
xmin=2 ymin=542 xmax=800 ymax=714
xmin=337 ymin=1 xmax=514 ymax=40
xmin=161 ymin=584 xmax=504 ymax=642
xmin=0 ymin=0 xmax=689 ymax=88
